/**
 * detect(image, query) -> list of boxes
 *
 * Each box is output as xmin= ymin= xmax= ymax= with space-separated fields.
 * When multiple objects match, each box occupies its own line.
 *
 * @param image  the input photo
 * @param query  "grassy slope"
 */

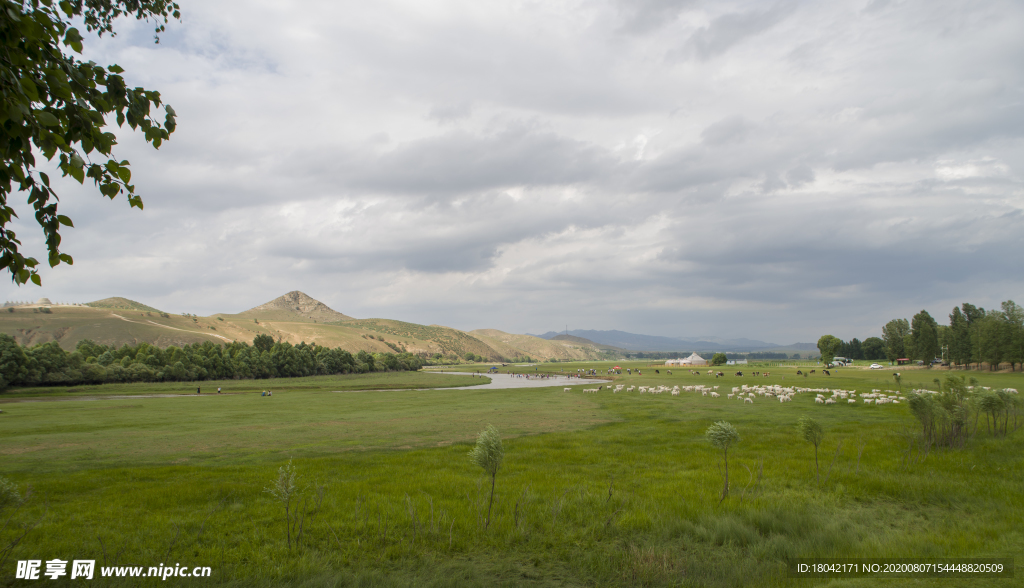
xmin=85 ymin=296 xmax=165 ymax=313
xmin=0 ymin=306 xmax=231 ymax=350
xmin=470 ymin=329 xmax=610 ymax=361
xmin=1 ymin=365 xmax=1021 ymax=586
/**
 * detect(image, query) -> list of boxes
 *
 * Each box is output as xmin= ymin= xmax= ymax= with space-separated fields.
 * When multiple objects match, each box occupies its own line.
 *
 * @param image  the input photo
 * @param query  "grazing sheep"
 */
xmin=744 ymin=397 xmax=753 ymax=404
xmin=848 ymin=399 xmax=856 ymax=404
xmin=564 ymin=387 xmax=572 ymax=392
xmin=710 ymin=392 xmax=720 ymax=398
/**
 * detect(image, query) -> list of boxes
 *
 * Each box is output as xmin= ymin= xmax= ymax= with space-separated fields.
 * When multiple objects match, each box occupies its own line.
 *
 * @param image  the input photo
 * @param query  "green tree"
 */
xmin=1000 ymin=301 xmax=1023 ymax=371
xmin=796 ymin=416 xmax=825 ymax=484
xmin=468 ymin=424 xmax=503 ymax=530
xmin=817 ymin=335 xmax=842 ymax=365
xmin=962 ymin=303 xmax=986 ymax=368
xmin=710 ymin=352 xmax=727 ymax=366
xmin=705 ymin=421 xmax=739 ymax=500
xmin=0 ymin=0 xmax=179 ymax=284
xmin=252 ymin=334 xmax=274 ymax=353
xmin=977 ymin=312 xmax=1004 ymax=370
xmin=861 ymin=337 xmax=885 ymax=360
xmin=948 ymin=307 xmax=971 ymax=366
xmin=882 ymin=319 xmax=909 ymax=363
xmin=911 ymin=310 xmax=939 ymax=365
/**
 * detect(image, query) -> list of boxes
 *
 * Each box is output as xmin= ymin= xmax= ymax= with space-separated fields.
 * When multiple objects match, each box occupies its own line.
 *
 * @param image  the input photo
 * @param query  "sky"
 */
xmin=4 ymin=0 xmax=1023 ymax=344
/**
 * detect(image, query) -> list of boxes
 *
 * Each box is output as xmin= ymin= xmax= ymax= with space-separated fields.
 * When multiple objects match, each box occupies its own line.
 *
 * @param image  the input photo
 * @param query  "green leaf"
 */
xmin=56 ymin=215 xmax=73 ymax=227
xmin=30 ymin=274 xmax=42 ymax=286
xmin=117 ymin=166 xmax=131 ymax=183
xmin=35 ymin=110 xmax=59 ymax=127
xmin=108 ymin=64 xmax=124 ymax=74
xmin=100 ymin=183 xmax=120 ymax=197
xmin=19 ymin=78 xmax=39 ymax=101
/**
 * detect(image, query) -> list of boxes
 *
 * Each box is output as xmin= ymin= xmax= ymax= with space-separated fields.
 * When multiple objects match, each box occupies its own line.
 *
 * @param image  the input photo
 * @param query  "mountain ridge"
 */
xmin=529 ymin=329 xmax=787 ymax=352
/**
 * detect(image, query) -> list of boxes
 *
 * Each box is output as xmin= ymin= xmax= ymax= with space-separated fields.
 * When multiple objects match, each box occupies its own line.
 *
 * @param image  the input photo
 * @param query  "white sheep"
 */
xmin=744 ymin=397 xmax=753 ymax=404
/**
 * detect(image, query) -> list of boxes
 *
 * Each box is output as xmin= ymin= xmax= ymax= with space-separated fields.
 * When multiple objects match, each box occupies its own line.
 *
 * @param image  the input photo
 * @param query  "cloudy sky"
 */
xmin=4 ymin=0 xmax=1023 ymax=344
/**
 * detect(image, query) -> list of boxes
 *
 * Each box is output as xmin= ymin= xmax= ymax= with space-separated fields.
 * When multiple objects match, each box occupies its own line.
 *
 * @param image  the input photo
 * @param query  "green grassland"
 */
xmin=0 ymin=371 xmax=484 ymax=399
xmin=1 ymin=366 xmax=1022 ymax=587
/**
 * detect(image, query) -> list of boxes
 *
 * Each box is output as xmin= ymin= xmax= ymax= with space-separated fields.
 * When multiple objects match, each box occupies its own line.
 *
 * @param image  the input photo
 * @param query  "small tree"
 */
xmin=264 ymin=460 xmax=298 ymax=549
xmin=711 ymin=352 xmax=728 ymax=366
xmin=796 ymin=416 xmax=825 ymax=484
xmin=817 ymin=335 xmax=842 ymax=365
xmin=705 ymin=421 xmax=739 ymax=500
xmin=469 ymin=424 xmax=504 ymax=530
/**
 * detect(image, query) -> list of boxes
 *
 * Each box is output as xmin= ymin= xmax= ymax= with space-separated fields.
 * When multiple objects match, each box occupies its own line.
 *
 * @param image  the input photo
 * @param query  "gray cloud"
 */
xmin=679 ymin=2 xmax=798 ymax=61
xmin=3 ymin=0 xmax=1023 ymax=345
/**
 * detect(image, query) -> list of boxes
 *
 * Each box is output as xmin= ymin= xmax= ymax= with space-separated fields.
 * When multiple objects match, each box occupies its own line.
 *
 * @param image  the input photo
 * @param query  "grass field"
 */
xmin=1 ymin=364 xmax=1022 ymax=586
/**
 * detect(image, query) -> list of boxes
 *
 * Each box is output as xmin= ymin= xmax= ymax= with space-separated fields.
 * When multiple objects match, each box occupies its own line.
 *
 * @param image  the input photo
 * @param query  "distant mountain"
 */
xmin=235 ymin=291 xmax=353 ymax=323
xmin=529 ymin=329 xmax=781 ymax=352
xmin=550 ymin=334 xmax=627 ymax=352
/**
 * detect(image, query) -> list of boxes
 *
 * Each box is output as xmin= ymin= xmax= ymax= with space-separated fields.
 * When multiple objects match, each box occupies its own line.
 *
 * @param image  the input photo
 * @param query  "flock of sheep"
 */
xmin=564 ymin=382 xmax=918 ymax=407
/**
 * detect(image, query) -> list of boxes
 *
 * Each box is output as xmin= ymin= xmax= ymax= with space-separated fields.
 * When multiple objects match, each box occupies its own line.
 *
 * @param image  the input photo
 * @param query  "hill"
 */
xmin=469 ymin=329 xmax=620 ymax=361
xmin=234 ymin=291 xmax=353 ymax=323
xmin=85 ymin=297 xmax=164 ymax=313
xmin=0 ymin=305 xmax=230 ymax=349
xmin=0 ymin=291 xmax=790 ymax=362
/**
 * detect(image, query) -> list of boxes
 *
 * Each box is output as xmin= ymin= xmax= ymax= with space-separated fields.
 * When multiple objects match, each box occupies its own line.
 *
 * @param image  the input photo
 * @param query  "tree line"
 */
xmin=824 ymin=300 xmax=1024 ymax=370
xmin=0 ymin=333 xmax=426 ymax=389
xmin=880 ymin=301 xmax=1023 ymax=370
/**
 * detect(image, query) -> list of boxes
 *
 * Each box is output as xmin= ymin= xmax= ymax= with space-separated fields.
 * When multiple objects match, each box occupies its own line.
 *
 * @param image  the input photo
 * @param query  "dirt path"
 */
xmin=110 ymin=313 xmax=232 ymax=342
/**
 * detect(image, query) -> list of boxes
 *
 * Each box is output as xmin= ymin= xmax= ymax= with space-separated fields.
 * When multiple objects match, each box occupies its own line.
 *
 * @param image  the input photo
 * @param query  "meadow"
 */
xmin=1 ymin=363 xmax=1022 ymax=586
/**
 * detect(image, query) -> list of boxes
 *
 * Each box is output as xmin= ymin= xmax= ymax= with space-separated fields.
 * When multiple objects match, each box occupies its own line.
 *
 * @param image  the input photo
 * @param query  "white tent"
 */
xmin=680 ymin=352 xmax=707 ymax=366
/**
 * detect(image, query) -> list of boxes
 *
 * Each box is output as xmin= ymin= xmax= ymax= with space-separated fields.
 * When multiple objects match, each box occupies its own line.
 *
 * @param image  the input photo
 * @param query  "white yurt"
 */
xmin=680 ymin=352 xmax=707 ymax=366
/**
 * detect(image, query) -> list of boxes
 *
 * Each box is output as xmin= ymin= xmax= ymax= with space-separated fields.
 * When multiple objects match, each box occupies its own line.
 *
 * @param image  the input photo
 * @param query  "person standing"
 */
xmin=196 ymin=387 xmax=201 ymax=394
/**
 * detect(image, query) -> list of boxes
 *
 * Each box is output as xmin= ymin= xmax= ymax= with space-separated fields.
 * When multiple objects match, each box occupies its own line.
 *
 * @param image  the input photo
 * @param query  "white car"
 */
xmin=869 ymin=363 xmax=883 ymax=369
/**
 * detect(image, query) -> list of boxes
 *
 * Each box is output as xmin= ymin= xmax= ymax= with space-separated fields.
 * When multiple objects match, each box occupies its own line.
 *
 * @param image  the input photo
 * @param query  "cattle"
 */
xmin=796 ymin=370 xmax=803 ymax=375
xmin=823 ymin=370 xmax=830 ymax=376
xmin=735 ymin=371 xmax=743 ymax=377
xmin=810 ymin=370 xmax=816 ymax=374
